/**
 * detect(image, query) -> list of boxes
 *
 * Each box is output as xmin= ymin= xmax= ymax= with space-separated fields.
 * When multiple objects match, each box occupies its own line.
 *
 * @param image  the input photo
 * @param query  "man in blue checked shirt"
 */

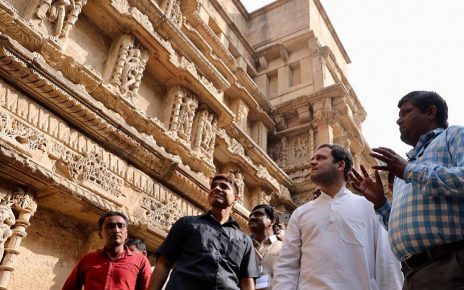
xmin=350 ymin=91 xmax=464 ymax=290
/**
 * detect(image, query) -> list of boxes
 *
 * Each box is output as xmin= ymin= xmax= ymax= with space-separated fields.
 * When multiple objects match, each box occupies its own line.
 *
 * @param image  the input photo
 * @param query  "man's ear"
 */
xmin=337 ymin=160 xmax=346 ymax=172
xmin=98 ymin=231 xmax=103 ymax=239
xmin=426 ymin=105 xmax=437 ymax=121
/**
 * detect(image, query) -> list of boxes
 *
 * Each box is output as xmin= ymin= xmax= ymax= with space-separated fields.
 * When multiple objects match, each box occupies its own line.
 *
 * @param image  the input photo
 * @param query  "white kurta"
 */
xmin=273 ymin=187 xmax=402 ymax=290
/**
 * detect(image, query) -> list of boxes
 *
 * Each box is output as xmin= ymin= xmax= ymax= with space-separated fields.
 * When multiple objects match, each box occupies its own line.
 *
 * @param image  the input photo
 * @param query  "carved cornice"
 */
xmin=0 ymin=34 xmax=216 ymax=213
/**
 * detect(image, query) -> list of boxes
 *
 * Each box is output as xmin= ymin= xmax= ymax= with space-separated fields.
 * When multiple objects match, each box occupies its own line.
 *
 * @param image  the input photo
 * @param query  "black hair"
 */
xmin=398 ymin=91 xmax=448 ymax=129
xmin=317 ymin=144 xmax=353 ymax=181
xmin=98 ymin=211 xmax=128 ymax=231
xmin=251 ymin=204 xmax=280 ymax=234
xmin=126 ymin=238 xmax=147 ymax=252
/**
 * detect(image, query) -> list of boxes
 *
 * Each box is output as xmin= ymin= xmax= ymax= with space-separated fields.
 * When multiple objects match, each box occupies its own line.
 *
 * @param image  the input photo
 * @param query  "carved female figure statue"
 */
xmin=0 ymin=205 xmax=15 ymax=262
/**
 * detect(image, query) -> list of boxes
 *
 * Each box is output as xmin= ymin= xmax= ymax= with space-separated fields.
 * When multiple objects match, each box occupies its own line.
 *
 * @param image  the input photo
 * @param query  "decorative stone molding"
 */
xmin=66 ymin=151 xmax=124 ymax=198
xmin=164 ymin=0 xmax=183 ymax=28
xmin=256 ymin=165 xmax=280 ymax=191
xmin=312 ymin=98 xmax=335 ymax=124
xmin=34 ymin=0 xmax=88 ymax=38
xmin=143 ymin=195 xmax=184 ymax=231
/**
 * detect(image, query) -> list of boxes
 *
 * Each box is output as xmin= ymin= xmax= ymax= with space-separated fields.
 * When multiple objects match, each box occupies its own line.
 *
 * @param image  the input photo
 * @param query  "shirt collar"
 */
xmin=318 ymin=186 xmax=349 ymax=200
xmin=406 ymin=128 xmax=444 ymax=159
xmin=201 ymin=211 xmax=240 ymax=229
xmin=100 ymin=245 xmax=131 ymax=260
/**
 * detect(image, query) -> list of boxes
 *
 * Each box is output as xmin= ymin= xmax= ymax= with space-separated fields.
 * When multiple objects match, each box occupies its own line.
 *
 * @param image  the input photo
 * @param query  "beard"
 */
xmin=310 ymin=167 xmax=338 ymax=186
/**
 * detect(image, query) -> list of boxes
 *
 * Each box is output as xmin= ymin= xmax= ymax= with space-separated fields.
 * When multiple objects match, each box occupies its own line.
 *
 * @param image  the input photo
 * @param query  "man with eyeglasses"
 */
xmin=148 ymin=174 xmax=259 ymax=290
xmin=62 ymin=211 xmax=151 ymax=290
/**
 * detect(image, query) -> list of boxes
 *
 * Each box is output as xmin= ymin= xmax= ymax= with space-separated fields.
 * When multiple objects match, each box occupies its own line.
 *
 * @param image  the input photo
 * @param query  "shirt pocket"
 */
xmin=336 ymin=217 xmax=367 ymax=247
xmin=227 ymin=237 xmax=246 ymax=265
xmin=187 ymin=225 xmax=213 ymax=251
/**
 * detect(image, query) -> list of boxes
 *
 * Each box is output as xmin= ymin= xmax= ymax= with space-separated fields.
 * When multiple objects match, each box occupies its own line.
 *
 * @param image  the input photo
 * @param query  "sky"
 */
xmin=242 ymin=0 xmax=464 ymax=157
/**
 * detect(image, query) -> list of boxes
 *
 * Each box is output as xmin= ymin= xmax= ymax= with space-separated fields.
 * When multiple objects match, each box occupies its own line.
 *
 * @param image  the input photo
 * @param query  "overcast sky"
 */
xmin=242 ymin=0 xmax=464 ymax=157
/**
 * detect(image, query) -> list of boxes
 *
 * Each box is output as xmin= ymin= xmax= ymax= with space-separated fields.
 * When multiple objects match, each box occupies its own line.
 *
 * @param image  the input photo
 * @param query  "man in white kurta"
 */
xmin=273 ymin=144 xmax=402 ymax=290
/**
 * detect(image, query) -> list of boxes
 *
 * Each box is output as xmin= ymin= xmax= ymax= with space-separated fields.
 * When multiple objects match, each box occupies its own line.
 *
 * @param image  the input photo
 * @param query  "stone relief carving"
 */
xmin=192 ymin=108 xmax=217 ymax=160
xmin=268 ymin=139 xmax=283 ymax=167
xmin=312 ymin=98 xmax=335 ymax=124
xmin=0 ymin=187 xmax=37 ymax=288
xmin=65 ymin=151 xmax=124 ymax=198
xmin=143 ymin=196 xmax=184 ymax=230
xmin=0 ymin=204 xmax=15 ymax=262
xmin=290 ymin=134 xmax=309 ymax=162
xmin=109 ymin=35 xmax=149 ymax=103
xmin=35 ymin=0 xmax=88 ymax=38
xmin=164 ymin=0 xmax=183 ymax=28
xmin=168 ymin=86 xmax=198 ymax=142
xmin=222 ymin=163 xmax=244 ymax=203
xmin=257 ymin=165 xmax=280 ymax=190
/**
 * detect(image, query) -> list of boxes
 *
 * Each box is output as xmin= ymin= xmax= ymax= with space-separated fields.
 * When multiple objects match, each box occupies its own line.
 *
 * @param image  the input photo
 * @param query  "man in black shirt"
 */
xmin=148 ymin=174 xmax=259 ymax=290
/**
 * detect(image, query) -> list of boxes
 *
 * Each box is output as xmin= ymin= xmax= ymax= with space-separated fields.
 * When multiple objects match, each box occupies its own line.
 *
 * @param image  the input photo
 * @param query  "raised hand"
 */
xmin=370 ymin=147 xmax=407 ymax=179
xmin=349 ymin=165 xmax=387 ymax=208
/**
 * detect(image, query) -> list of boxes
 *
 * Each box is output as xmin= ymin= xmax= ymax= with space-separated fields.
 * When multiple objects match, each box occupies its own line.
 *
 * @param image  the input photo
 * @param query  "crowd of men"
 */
xmin=61 ymin=91 xmax=464 ymax=290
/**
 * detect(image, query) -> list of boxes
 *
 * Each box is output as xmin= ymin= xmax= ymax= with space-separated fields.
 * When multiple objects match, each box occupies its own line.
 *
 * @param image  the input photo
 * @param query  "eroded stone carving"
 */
xmin=222 ymin=163 xmax=244 ymax=203
xmin=66 ymin=151 xmax=124 ymax=198
xmin=168 ymin=86 xmax=198 ymax=142
xmin=0 ymin=204 xmax=15 ymax=262
xmin=109 ymin=35 xmax=149 ymax=103
xmin=192 ymin=108 xmax=217 ymax=160
xmin=35 ymin=0 xmax=88 ymax=38
xmin=313 ymin=98 xmax=335 ymax=124
xmin=143 ymin=196 xmax=184 ymax=230
xmin=1 ymin=117 xmax=49 ymax=153
xmin=164 ymin=0 xmax=183 ymax=28
xmin=290 ymin=134 xmax=309 ymax=162
xmin=0 ymin=187 xmax=37 ymax=289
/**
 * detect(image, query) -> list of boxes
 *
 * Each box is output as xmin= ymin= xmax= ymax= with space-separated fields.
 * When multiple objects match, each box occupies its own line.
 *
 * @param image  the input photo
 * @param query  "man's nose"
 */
xmin=396 ymin=117 xmax=402 ymax=126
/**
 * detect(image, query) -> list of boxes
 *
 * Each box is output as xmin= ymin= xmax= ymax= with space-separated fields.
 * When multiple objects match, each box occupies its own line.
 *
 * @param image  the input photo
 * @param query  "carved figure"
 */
xmin=110 ymin=36 xmax=148 ymax=103
xmin=169 ymin=88 xmax=198 ymax=141
xmin=0 ymin=204 xmax=15 ymax=262
xmin=200 ymin=112 xmax=217 ymax=153
xmin=35 ymin=0 xmax=88 ymax=38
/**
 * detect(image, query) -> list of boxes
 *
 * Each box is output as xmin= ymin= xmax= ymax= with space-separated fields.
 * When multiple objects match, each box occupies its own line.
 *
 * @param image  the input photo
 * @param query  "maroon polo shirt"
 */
xmin=62 ymin=246 xmax=151 ymax=290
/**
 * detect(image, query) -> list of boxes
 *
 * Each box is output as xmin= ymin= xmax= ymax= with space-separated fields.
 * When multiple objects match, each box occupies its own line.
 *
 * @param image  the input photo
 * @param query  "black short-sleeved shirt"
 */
xmin=157 ymin=212 xmax=259 ymax=290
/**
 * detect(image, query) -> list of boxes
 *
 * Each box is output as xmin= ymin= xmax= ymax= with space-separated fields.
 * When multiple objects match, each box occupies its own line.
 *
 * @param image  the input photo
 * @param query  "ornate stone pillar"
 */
xmin=0 ymin=187 xmax=37 ymax=290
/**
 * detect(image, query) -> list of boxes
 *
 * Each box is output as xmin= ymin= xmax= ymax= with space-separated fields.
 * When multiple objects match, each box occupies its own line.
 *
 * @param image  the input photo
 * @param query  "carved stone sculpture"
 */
xmin=0 ymin=204 xmax=15 ymax=262
xmin=35 ymin=0 xmax=88 ymax=38
xmin=222 ymin=163 xmax=244 ymax=203
xmin=109 ymin=35 xmax=149 ymax=103
xmin=192 ymin=108 xmax=217 ymax=160
xmin=164 ymin=0 xmax=183 ymax=28
xmin=168 ymin=86 xmax=198 ymax=142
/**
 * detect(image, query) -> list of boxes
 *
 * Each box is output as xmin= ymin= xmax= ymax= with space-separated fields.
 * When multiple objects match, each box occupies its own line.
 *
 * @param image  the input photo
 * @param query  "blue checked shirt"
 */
xmin=376 ymin=125 xmax=464 ymax=261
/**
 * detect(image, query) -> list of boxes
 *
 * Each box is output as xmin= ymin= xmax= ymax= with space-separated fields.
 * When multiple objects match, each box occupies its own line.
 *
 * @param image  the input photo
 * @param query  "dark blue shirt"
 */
xmin=157 ymin=212 xmax=259 ymax=290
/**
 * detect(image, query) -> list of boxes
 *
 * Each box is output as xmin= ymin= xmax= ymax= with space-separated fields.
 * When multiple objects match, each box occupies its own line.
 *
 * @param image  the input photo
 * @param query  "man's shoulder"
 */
xmin=445 ymin=125 xmax=464 ymax=137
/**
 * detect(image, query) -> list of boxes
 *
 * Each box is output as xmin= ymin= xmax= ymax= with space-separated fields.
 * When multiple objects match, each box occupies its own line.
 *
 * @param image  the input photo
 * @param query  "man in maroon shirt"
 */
xmin=62 ymin=211 xmax=151 ymax=290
